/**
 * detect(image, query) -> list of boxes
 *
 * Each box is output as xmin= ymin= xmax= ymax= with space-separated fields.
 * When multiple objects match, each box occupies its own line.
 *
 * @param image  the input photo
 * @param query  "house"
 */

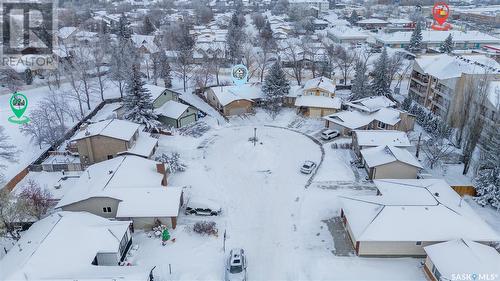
xmin=156 ymin=100 xmax=199 ymax=128
xmin=352 ymin=130 xmax=412 ymax=156
xmin=356 ymin=18 xmax=388 ymax=30
xmin=340 ymin=179 xmax=500 ymax=257
xmin=131 ymin=35 xmax=159 ymax=54
xmin=423 ymin=239 xmax=500 ymax=281
xmin=345 ymin=96 xmax=396 ymax=113
xmin=360 ymin=145 xmax=422 ymax=179
xmin=0 ymin=212 xmax=153 ymax=280
xmin=71 ymin=119 xmax=158 ymax=166
xmin=294 ymin=76 xmax=341 ymax=118
xmin=56 ymin=155 xmax=184 ymax=229
xmin=323 ymin=108 xmax=415 ymax=135
xmin=206 ymin=85 xmax=261 ymax=116
xmin=327 ymin=26 xmax=370 ymax=45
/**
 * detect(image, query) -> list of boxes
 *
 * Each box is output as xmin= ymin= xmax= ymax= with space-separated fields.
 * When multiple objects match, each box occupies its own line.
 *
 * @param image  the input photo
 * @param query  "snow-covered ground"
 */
xmin=130 ymin=112 xmax=426 ymax=280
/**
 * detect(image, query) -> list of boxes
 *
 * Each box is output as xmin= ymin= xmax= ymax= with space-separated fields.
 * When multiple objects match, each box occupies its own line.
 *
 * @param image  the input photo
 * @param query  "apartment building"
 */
xmin=288 ymin=0 xmax=330 ymax=13
xmin=409 ymin=54 xmax=500 ymax=140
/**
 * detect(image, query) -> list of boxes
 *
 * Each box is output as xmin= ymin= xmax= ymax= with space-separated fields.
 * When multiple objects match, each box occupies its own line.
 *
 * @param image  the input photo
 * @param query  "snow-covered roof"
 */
xmin=340 ymin=179 xmax=500 ymax=242
xmin=346 ymin=96 xmax=396 ymax=113
xmin=357 ymin=18 xmax=388 ymax=24
xmin=121 ymin=132 xmax=158 ymax=158
xmin=57 ymin=156 xmax=166 ymax=208
xmin=327 ymin=26 xmax=369 ymax=40
xmin=323 ymin=107 xmax=403 ymax=129
xmin=387 ymin=18 xmax=413 ymax=25
xmin=144 ymin=84 xmax=169 ymax=101
xmin=131 ymin=34 xmax=159 ymax=53
xmin=303 ymin=76 xmax=336 ymax=93
xmin=424 ymin=239 xmax=500 ymax=280
xmin=376 ymin=30 xmax=500 ymax=45
xmin=295 ymin=96 xmax=342 ymax=109
xmin=361 ymin=145 xmax=422 ymax=168
xmin=58 ymin=26 xmax=78 ymax=39
xmin=156 ymin=100 xmax=189 ymax=119
xmin=354 ymin=130 xmax=411 ymax=147
xmin=209 ymin=85 xmax=259 ymax=106
xmin=72 ymin=119 xmax=139 ymax=142
xmin=0 ymin=212 xmax=150 ymax=281
xmin=116 ymin=186 xmax=183 ymax=218
xmin=414 ymin=54 xmax=500 ymax=80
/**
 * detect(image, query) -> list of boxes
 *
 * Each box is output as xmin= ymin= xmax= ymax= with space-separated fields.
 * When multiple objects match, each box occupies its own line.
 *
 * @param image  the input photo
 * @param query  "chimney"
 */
xmin=156 ymin=163 xmax=168 ymax=186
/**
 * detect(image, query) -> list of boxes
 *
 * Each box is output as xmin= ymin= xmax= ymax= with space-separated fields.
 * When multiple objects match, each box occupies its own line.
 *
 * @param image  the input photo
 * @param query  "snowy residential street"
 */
xmin=131 ymin=122 xmax=426 ymax=280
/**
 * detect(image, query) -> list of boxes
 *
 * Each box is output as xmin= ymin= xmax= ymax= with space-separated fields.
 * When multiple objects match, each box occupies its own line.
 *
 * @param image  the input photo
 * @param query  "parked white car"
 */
xmin=185 ymin=199 xmax=222 ymax=216
xmin=225 ymin=248 xmax=247 ymax=281
xmin=321 ymin=129 xmax=340 ymax=140
xmin=300 ymin=161 xmax=316 ymax=174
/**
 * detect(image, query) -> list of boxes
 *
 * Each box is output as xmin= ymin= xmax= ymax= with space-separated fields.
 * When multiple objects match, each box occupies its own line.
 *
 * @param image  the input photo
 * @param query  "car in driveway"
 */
xmin=300 ymin=161 xmax=316 ymax=174
xmin=225 ymin=248 xmax=247 ymax=281
xmin=321 ymin=129 xmax=340 ymax=140
xmin=185 ymin=198 xmax=222 ymax=216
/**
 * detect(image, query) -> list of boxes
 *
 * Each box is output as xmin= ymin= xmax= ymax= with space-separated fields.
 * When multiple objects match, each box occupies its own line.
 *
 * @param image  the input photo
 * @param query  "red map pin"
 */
xmin=433 ymin=2 xmax=450 ymax=25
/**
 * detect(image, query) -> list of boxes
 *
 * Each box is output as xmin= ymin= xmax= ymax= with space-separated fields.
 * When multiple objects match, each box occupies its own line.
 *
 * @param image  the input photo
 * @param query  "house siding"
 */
xmin=61 ymin=197 xmax=121 ymax=219
xmin=77 ymin=135 xmax=131 ymax=165
xmin=153 ymin=90 xmax=178 ymax=108
xmin=357 ymin=241 xmax=436 ymax=257
xmin=368 ymin=161 xmax=419 ymax=179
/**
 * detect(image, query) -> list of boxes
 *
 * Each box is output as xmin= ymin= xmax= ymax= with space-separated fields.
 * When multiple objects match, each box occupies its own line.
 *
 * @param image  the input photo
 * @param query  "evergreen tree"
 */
xmin=351 ymin=60 xmax=369 ymax=100
xmin=117 ymin=13 xmax=132 ymax=42
xmin=348 ymin=10 xmax=359 ymax=25
xmin=159 ymin=51 xmax=172 ymax=88
xmin=262 ymin=61 xmax=290 ymax=119
xmin=440 ymin=34 xmax=453 ymax=53
xmin=402 ymin=95 xmax=412 ymax=111
xmin=406 ymin=21 xmax=423 ymax=53
xmin=474 ymin=125 xmax=500 ymax=208
xmin=123 ymin=64 xmax=160 ymax=131
xmin=142 ymin=16 xmax=156 ymax=35
xmin=369 ymin=47 xmax=390 ymax=96
xmin=226 ymin=13 xmax=245 ymax=63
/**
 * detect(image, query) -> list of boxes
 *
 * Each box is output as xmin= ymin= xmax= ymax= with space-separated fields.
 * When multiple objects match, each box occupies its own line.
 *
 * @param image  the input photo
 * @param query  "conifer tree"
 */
xmin=440 ymin=34 xmax=453 ymax=53
xmin=123 ymin=64 xmax=160 ymax=130
xmin=262 ymin=61 xmax=290 ymax=119
xmin=370 ymin=47 xmax=390 ymax=96
xmin=406 ymin=21 xmax=423 ymax=53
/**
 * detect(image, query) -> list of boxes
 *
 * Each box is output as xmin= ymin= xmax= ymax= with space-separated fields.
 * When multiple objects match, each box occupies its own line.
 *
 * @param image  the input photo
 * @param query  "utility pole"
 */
xmin=253 ymin=128 xmax=257 ymax=146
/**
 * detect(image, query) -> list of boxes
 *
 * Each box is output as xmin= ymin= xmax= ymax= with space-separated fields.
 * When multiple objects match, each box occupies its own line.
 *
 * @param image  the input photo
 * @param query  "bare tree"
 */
xmin=242 ymin=44 xmax=259 ymax=82
xmin=258 ymin=21 xmax=276 ymax=82
xmin=18 ymin=180 xmax=54 ymax=220
xmin=282 ymin=38 xmax=305 ymax=85
xmin=20 ymin=93 xmax=68 ymax=148
xmin=90 ymin=32 xmax=111 ymax=101
xmin=0 ymin=189 xmax=26 ymax=240
xmin=194 ymin=57 xmax=213 ymax=90
xmin=0 ymin=127 xmax=17 ymax=183
xmin=333 ymin=45 xmax=356 ymax=85
xmin=462 ymin=76 xmax=490 ymax=174
xmin=110 ymin=40 xmax=137 ymax=97
xmin=172 ymin=23 xmax=195 ymax=91
xmin=421 ymin=138 xmax=454 ymax=169
xmin=0 ymin=69 xmax=23 ymax=92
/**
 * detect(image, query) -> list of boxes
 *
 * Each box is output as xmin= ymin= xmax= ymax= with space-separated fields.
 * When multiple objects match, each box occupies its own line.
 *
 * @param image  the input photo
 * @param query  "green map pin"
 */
xmin=8 ymin=92 xmax=30 ymax=124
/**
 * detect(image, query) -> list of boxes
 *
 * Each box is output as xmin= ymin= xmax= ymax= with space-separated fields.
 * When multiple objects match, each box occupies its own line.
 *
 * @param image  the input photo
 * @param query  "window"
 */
xmin=103 ymin=207 xmax=112 ymax=213
xmin=415 ymin=241 xmax=422 ymax=246
xmin=107 ymin=155 xmax=113 ymax=160
xmin=377 ymin=121 xmax=386 ymax=129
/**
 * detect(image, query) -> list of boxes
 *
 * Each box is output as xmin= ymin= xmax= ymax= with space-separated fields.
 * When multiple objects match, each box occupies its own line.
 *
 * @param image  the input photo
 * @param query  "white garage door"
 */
xmin=179 ymin=114 xmax=196 ymax=127
xmin=228 ymin=106 xmax=248 ymax=116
